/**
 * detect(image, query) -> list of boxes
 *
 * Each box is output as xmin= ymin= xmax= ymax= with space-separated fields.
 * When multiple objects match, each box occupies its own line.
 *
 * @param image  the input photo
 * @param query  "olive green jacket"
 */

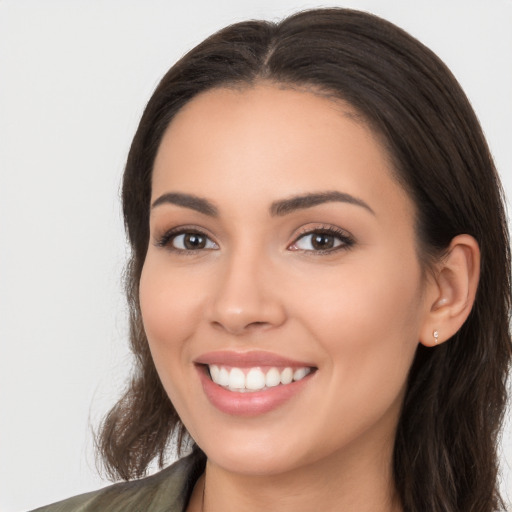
xmin=30 ymin=455 xmax=198 ymax=512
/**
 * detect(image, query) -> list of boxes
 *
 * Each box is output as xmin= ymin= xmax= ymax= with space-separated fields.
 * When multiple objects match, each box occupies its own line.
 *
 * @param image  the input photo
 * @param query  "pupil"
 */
xmin=312 ymin=234 xmax=334 ymax=250
xmin=184 ymin=234 xmax=206 ymax=250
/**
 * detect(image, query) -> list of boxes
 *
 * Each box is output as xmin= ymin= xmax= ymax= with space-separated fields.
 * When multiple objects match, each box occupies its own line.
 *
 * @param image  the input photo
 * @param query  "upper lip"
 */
xmin=194 ymin=350 xmax=316 ymax=368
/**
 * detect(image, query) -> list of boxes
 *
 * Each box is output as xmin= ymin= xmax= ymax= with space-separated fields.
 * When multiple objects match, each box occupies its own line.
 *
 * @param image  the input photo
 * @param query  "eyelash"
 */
xmin=289 ymin=225 xmax=355 ymax=255
xmin=155 ymin=226 xmax=217 ymax=254
xmin=155 ymin=225 xmax=355 ymax=255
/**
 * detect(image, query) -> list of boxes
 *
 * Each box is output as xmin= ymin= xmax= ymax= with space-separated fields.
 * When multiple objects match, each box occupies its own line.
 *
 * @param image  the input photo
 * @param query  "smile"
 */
xmin=208 ymin=365 xmax=312 ymax=392
xmin=195 ymin=351 xmax=317 ymax=415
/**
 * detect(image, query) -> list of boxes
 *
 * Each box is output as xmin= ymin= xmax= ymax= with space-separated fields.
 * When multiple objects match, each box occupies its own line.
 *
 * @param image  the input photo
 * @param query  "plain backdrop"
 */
xmin=0 ymin=1 xmax=511 ymax=511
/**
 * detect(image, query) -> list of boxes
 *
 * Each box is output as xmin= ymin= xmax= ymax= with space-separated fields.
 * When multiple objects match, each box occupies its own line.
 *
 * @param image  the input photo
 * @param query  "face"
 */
xmin=140 ymin=84 xmax=431 ymax=477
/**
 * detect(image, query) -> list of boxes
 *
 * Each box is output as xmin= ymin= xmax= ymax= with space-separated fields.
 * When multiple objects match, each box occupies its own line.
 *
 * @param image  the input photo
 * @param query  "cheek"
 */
xmin=316 ymin=275 xmax=418 ymax=343
xmin=138 ymin=258 xmax=209 ymax=422
xmin=139 ymin=258 xmax=204 ymax=365
xmin=296 ymin=251 xmax=424 ymax=389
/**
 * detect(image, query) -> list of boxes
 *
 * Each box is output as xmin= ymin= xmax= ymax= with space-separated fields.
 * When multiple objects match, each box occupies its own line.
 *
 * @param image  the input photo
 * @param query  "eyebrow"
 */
xmin=150 ymin=190 xmax=374 ymax=218
xmin=151 ymin=192 xmax=218 ymax=216
xmin=270 ymin=191 xmax=375 ymax=216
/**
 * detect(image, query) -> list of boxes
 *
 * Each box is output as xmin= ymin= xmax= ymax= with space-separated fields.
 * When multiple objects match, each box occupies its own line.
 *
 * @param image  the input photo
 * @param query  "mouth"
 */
xmin=194 ymin=351 xmax=317 ymax=416
xmin=205 ymin=364 xmax=313 ymax=392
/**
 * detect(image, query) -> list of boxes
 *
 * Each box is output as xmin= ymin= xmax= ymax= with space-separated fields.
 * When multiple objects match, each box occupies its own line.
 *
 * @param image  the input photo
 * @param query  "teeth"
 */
xmin=265 ymin=367 xmax=281 ymax=388
xmin=218 ymin=367 xmax=230 ymax=387
xmin=229 ymin=368 xmax=245 ymax=390
xmin=280 ymin=367 xmax=293 ymax=385
xmin=293 ymin=367 xmax=308 ymax=381
xmin=246 ymin=368 xmax=266 ymax=390
xmin=208 ymin=365 xmax=312 ymax=392
xmin=209 ymin=365 xmax=220 ymax=382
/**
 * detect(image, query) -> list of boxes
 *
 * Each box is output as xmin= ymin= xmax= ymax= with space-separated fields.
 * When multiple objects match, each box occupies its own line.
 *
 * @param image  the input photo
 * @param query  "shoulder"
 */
xmin=29 ymin=455 xmax=199 ymax=512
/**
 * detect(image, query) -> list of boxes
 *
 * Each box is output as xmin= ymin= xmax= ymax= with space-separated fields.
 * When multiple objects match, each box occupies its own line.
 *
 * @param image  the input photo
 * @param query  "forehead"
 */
xmin=159 ymin=84 xmax=372 ymax=157
xmin=152 ymin=84 xmax=412 ymax=221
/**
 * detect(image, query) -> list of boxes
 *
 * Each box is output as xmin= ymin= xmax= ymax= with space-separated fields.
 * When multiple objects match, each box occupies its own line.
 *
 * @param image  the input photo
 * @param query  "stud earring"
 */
xmin=433 ymin=330 xmax=439 ymax=345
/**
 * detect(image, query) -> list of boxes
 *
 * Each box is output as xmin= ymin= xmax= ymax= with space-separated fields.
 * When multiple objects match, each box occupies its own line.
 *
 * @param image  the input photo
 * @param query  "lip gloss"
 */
xmin=194 ymin=350 xmax=316 ymax=416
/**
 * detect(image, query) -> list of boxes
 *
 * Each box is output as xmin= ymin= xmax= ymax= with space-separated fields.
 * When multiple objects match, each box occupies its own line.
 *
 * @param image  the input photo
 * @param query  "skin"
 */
xmin=139 ymin=84 xmax=450 ymax=512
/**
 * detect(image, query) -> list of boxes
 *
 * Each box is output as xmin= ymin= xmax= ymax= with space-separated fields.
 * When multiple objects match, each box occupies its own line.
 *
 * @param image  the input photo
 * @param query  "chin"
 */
xmin=204 ymin=446 xmax=304 ymax=477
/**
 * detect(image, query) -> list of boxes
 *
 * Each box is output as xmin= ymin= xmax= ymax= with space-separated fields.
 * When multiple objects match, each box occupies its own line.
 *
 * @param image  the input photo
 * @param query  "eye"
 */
xmin=156 ymin=229 xmax=219 ymax=252
xmin=172 ymin=232 xmax=217 ymax=250
xmin=289 ymin=227 xmax=354 ymax=253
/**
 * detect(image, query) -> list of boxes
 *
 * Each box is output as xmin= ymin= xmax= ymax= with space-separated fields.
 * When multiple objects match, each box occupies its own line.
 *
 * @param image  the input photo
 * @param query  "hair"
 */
xmin=97 ymin=8 xmax=511 ymax=512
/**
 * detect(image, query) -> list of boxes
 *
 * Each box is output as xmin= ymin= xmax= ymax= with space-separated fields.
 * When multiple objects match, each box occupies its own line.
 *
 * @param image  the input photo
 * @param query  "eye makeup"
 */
xmin=288 ymin=224 xmax=355 ymax=255
xmin=154 ymin=225 xmax=219 ymax=253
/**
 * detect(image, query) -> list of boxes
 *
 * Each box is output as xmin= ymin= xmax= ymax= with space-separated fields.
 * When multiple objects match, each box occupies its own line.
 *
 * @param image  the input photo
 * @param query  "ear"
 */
xmin=419 ymin=234 xmax=480 ymax=347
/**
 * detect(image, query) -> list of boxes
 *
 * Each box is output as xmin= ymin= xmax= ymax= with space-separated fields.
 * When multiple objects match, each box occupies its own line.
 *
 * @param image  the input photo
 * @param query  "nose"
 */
xmin=207 ymin=251 xmax=286 ymax=335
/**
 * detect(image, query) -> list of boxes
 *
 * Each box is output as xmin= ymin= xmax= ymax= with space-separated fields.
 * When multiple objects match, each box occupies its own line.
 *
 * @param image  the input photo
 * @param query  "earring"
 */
xmin=433 ymin=330 xmax=439 ymax=345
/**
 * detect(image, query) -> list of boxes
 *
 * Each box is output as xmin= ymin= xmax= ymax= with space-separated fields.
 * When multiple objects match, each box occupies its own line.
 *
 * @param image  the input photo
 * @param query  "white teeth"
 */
xmin=209 ymin=365 xmax=220 ymax=382
xmin=280 ymin=367 xmax=293 ymax=385
xmin=293 ymin=367 xmax=308 ymax=381
xmin=208 ymin=365 xmax=312 ymax=392
xmin=229 ymin=368 xmax=245 ymax=390
xmin=265 ymin=367 xmax=281 ymax=388
xmin=218 ymin=366 xmax=229 ymax=387
xmin=246 ymin=368 xmax=266 ymax=390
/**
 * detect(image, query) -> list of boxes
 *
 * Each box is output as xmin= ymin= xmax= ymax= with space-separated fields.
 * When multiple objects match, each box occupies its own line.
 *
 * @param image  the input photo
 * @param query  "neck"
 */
xmin=189 ymin=438 xmax=402 ymax=512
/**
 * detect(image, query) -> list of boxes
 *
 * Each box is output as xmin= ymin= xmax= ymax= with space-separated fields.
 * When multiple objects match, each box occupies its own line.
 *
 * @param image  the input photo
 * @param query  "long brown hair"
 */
xmin=97 ymin=8 xmax=511 ymax=511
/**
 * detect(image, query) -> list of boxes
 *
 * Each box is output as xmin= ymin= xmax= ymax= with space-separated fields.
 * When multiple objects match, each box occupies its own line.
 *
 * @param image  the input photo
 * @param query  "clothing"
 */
xmin=30 ymin=455 xmax=199 ymax=512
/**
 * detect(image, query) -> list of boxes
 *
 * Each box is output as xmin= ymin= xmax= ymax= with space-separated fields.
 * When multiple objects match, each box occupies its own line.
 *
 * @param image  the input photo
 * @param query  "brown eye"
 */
xmin=170 ymin=232 xmax=218 ymax=251
xmin=182 ymin=233 xmax=206 ymax=250
xmin=310 ymin=233 xmax=336 ymax=250
xmin=289 ymin=228 xmax=354 ymax=253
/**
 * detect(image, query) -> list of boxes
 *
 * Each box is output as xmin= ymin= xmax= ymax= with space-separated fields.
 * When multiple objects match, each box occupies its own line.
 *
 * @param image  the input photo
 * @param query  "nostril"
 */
xmin=245 ymin=321 xmax=275 ymax=332
xmin=208 ymin=293 xmax=287 ymax=334
xmin=211 ymin=319 xmax=270 ymax=334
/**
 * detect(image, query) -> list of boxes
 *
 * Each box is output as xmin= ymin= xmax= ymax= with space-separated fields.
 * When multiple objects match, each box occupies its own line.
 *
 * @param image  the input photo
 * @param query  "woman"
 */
xmin=33 ymin=7 xmax=511 ymax=512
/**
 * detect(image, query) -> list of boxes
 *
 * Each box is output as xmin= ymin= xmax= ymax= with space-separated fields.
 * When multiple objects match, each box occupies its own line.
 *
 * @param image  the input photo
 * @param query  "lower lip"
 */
xmin=197 ymin=366 xmax=314 ymax=416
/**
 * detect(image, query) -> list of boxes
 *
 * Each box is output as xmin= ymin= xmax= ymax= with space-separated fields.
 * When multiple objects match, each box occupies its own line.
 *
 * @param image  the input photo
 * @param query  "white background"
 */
xmin=0 ymin=1 xmax=511 ymax=511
